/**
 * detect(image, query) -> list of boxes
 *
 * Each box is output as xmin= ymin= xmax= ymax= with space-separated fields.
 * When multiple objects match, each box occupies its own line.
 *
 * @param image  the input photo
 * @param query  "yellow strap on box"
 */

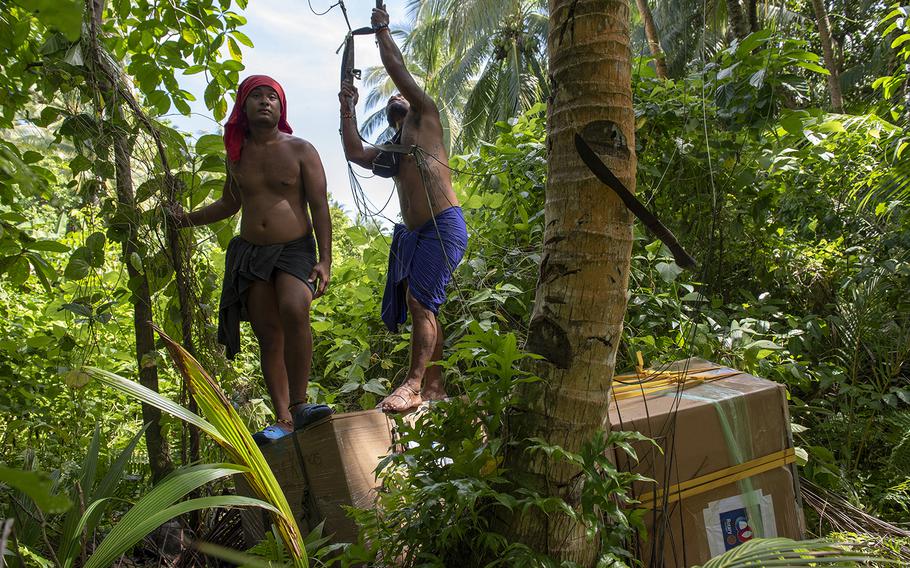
xmin=636 ymin=447 xmax=796 ymax=510
xmin=611 ymin=366 xmax=741 ymax=402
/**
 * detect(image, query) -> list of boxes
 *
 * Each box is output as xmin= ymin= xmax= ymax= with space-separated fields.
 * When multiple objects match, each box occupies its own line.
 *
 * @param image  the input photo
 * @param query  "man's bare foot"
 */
xmin=380 ymin=382 xmax=422 ymax=413
xmin=420 ymin=385 xmax=447 ymax=402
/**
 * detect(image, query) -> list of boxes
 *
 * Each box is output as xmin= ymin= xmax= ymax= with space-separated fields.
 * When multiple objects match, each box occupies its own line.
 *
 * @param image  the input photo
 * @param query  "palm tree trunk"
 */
xmin=86 ymin=0 xmax=172 ymax=481
xmin=811 ymin=0 xmax=844 ymax=112
xmin=726 ymin=0 xmax=750 ymax=40
xmin=747 ymin=0 xmax=758 ymax=32
xmin=503 ymin=0 xmax=636 ymax=564
xmin=635 ymin=0 xmax=669 ymax=78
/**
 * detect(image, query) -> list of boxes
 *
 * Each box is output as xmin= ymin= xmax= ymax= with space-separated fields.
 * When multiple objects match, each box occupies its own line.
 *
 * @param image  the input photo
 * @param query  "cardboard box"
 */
xmin=609 ymin=358 xmax=804 ymax=567
xmin=236 ymin=408 xmax=396 ymax=546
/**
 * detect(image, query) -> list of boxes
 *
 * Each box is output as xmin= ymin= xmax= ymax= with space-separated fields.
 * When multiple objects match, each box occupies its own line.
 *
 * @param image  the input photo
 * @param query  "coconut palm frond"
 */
xmin=694 ymin=537 xmax=886 ymax=568
xmin=360 ymin=107 xmax=393 ymax=141
xmin=359 ymin=0 xmax=547 ymax=147
xmin=457 ymin=61 xmax=503 ymax=150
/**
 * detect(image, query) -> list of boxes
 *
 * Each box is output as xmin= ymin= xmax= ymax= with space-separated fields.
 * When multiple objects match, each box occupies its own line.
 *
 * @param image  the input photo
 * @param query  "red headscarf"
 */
xmin=223 ymin=75 xmax=293 ymax=163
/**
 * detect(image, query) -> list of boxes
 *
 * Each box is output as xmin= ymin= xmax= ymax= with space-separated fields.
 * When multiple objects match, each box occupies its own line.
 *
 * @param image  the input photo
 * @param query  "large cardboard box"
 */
xmin=609 ymin=358 xmax=804 ymax=568
xmin=236 ymin=408 xmax=396 ymax=546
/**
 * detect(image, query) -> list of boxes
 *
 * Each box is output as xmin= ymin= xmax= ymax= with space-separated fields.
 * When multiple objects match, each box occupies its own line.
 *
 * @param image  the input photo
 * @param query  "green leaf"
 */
xmin=86 ymin=232 xmax=106 ymax=266
xmin=24 ymin=240 xmax=69 ymax=253
xmin=655 ymin=261 xmax=682 ymax=283
xmin=693 ymin=537 xmax=880 ymax=567
xmin=735 ymin=29 xmax=772 ymax=57
xmin=363 ymin=378 xmax=389 ymax=396
xmin=892 ymin=33 xmax=910 ymax=49
xmin=181 ymin=27 xmax=196 ymax=44
xmin=779 ymin=114 xmax=804 ymax=136
xmin=228 ymin=37 xmax=242 ymax=61
xmin=64 ymin=248 xmax=92 ymax=280
xmin=744 ymin=339 xmax=781 ymax=351
xmin=86 ymin=325 xmax=309 ymax=566
xmin=173 ymin=96 xmax=191 ymax=116
xmin=0 ymin=465 xmax=72 ymax=513
xmin=146 ymin=90 xmax=171 ymax=115
xmin=84 ymin=465 xmax=265 ymax=568
xmin=204 ymin=80 xmax=220 ymax=111
xmin=215 ymin=98 xmax=228 ymax=122
xmin=195 ymin=134 xmax=224 ymax=156
xmin=22 ymin=150 xmax=44 ymax=164
xmin=39 ymin=106 xmax=62 ymax=126
xmin=210 ymin=217 xmax=237 ymax=250
xmin=29 ymin=0 xmax=83 ymax=41
xmin=61 ymin=302 xmax=92 ymax=317
xmin=7 ymin=256 xmax=30 ymax=285
xmin=744 ymin=339 xmax=782 ymax=361
xmin=795 ymin=61 xmax=830 ymax=75
xmin=193 ymin=542 xmax=286 ymax=568
xmin=27 ymin=253 xmax=54 ymax=292
xmin=191 ymin=179 xmax=222 ymax=208
xmin=222 ymin=60 xmax=244 ymax=72
xmin=69 ymin=154 xmax=93 ymax=174
xmin=129 ymin=252 xmax=144 ymax=273
xmin=85 ymin=367 xmax=224 ymax=442
xmin=463 ymin=194 xmax=484 ymax=209
xmin=151 ymin=328 xmax=308 ymax=565
xmin=133 ymin=63 xmax=160 ymax=94
xmin=63 ymin=369 xmax=91 ymax=388
xmin=816 ymin=120 xmax=845 ymax=133
xmin=231 ymin=30 xmax=254 ymax=48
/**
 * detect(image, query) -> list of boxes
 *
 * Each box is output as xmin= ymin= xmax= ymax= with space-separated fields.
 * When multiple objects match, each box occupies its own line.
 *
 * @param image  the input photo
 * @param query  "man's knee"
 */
xmin=278 ymin=296 xmax=312 ymax=329
xmin=406 ymin=291 xmax=432 ymax=318
xmin=252 ymin=321 xmax=283 ymax=353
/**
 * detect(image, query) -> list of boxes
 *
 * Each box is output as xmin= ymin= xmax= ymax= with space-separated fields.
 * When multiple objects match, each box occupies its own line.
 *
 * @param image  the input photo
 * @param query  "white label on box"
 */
xmin=703 ymin=489 xmax=777 ymax=557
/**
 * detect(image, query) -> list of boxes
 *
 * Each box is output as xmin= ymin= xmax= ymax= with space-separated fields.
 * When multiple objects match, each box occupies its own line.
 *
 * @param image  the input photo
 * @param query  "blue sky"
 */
xmin=170 ymin=0 xmax=408 ymax=225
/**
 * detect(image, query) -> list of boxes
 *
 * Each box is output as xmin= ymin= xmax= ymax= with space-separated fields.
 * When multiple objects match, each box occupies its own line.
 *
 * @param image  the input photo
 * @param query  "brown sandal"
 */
xmin=379 ymin=383 xmax=422 ymax=413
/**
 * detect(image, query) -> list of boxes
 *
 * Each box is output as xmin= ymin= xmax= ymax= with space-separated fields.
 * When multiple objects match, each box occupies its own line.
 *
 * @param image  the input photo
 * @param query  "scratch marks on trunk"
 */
xmin=539 ymin=254 xmax=582 ymax=286
xmin=581 ymin=120 xmax=629 ymax=160
xmin=587 ymin=335 xmax=614 ymax=349
xmin=545 ymin=234 xmax=566 ymax=246
xmin=527 ymin=311 xmax=573 ymax=369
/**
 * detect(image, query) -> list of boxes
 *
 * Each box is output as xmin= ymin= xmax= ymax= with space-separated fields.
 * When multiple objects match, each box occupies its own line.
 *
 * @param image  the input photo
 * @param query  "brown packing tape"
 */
xmin=638 ymin=448 xmax=797 ymax=509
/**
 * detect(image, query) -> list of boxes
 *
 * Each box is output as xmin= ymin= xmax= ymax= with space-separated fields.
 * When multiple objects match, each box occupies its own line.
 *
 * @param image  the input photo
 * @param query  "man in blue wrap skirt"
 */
xmin=339 ymin=5 xmax=468 ymax=412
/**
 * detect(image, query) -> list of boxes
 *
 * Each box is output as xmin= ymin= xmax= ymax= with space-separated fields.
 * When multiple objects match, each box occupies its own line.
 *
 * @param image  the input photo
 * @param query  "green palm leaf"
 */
xmin=694 ymin=537 xmax=890 ymax=567
xmin=58 ymin=424 xmax=148 ymax=567
xmin=84 ymin=464 xmax=272 ymax=568
xmin=86 ymin=367 xmax=224 ymax=442
xmin=84 ymin=324 xmax=308 ymax=567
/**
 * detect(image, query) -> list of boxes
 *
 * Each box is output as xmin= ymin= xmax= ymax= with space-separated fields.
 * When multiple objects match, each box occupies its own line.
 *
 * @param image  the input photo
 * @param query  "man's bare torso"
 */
xmin=395 ymin=112 xmax=459 ymax=230
xmin=230 ymin=133 xmax=313 ymax=245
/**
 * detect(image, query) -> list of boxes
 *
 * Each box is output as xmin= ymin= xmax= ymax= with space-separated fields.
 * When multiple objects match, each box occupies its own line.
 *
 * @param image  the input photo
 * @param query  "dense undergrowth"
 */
xmin=1 ymin=0 xmax=910 ymax=566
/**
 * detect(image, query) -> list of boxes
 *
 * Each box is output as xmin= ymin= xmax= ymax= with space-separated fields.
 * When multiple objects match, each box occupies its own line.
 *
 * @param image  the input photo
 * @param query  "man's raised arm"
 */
xmin=172 ymin=167 xmax=241 ymax=227
xmin=371 ymin=6 xmax=435 ymax=113
xmin=339 ymin=81 xmax=379 ymax=169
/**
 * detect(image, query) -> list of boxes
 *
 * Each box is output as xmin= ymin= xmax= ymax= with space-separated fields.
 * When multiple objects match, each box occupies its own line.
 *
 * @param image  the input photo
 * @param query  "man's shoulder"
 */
xmin=280 ymin=134 xmax=319 ymax=156
xmin=407 ymin=105 xmax=443 ymax=135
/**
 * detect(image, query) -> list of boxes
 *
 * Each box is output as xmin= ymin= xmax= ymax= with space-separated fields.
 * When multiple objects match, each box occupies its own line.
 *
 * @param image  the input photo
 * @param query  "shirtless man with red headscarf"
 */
xmin=172 ymin=75 xmax=333 ymax=444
